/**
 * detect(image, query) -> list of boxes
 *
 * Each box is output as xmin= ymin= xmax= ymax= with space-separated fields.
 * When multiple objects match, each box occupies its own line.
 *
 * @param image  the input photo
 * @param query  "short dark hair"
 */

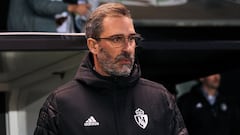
xmin=85 ymin=3 xmax=132 ymax=39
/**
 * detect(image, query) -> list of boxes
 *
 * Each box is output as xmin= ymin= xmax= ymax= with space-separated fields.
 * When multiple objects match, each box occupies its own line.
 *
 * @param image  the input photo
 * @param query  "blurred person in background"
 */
xmin=7 ymin=0 xmax=98 ymax=32
xmin=178 ymin=73 xmax=240 ymax=135
xmin=63 ymin=0 xmax=99 ymax=32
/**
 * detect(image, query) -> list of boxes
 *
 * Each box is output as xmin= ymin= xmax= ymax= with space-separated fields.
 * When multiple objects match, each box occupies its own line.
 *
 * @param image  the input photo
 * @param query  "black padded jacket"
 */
xmin=34 ymin=53 xmax=188 ymax=135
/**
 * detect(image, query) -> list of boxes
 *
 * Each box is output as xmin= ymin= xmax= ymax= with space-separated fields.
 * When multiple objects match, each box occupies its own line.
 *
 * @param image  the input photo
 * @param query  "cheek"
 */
xmin=129 ymin=44 xmax=136 ymax=52
xmin=131 ymin=47 xmax=136 ymax=54
xmin=105 ymin=47 xmax=122 ymax=58
xmin=127 ymin=47 xmax=136 ymax=57
xmin=98 ymin=47 xmax=115 ymax=60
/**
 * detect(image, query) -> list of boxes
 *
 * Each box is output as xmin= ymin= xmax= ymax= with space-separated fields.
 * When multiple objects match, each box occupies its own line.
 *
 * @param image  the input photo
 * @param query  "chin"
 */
xmin=112 ymin=68 xmax=131 ymax=77
xmin=118 ymin=70 xmax=131 ymax=77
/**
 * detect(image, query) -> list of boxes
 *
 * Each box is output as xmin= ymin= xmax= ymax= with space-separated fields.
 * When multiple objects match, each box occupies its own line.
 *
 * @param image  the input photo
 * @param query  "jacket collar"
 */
xmin=74 ymin=52 xmax=141 ymax=90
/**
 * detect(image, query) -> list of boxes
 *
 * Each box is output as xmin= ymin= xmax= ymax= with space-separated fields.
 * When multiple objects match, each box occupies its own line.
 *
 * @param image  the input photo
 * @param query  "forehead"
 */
xmin=207 ymin=74 xmax=221 ymax=78
xmin=101 ymin=16 xmax=135 ymax=36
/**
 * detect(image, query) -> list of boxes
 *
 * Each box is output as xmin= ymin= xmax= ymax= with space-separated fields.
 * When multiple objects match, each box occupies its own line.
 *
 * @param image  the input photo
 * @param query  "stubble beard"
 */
xmin=97 ymin=48 xmax=135 ymax=77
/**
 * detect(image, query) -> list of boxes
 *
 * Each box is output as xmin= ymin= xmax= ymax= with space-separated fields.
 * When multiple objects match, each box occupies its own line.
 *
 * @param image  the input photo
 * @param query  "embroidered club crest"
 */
xmin=134 ymin=108 xmax=148 ymax=129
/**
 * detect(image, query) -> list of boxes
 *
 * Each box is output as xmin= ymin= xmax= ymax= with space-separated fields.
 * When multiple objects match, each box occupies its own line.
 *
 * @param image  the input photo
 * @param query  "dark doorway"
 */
xmin=0 ymin=92 xmax=6 ymax=135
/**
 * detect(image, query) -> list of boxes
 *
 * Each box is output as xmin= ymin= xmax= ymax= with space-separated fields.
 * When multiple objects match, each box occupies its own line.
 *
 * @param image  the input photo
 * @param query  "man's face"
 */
xmin=201 ymin=74 xmax=221 ymax=89
xmin=95 ymin=16 xmax=136 ymax=77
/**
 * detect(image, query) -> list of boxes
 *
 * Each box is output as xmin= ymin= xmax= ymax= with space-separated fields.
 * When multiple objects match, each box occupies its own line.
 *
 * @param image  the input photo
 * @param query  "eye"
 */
xmin=129 ymin=36 xmax=136 ymax=41
xmin=111 ymin=36 xmax=124 ymax=43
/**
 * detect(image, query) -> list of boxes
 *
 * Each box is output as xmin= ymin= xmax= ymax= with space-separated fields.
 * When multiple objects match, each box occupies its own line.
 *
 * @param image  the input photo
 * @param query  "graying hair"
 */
xmin=84 ymin=3 xmax=132 ymax=39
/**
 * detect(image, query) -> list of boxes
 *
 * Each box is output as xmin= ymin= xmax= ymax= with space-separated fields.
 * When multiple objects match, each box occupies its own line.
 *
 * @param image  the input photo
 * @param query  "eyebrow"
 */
xmin=108 ymin=33 xmax=139 ymax=37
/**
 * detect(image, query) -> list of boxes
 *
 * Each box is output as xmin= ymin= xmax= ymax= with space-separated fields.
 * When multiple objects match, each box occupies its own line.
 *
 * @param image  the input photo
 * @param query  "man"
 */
xmin=7 ymin=0 xmax=91 ymax=32
xmin=34 ymin=3 xmax=188 ymax=135
xmin=178 ymin=74 xmax=240 ymax=135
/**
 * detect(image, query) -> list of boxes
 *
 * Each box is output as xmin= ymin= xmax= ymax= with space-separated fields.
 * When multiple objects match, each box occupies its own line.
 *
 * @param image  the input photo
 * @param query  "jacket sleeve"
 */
xmin=169 ymin=96 xmax=189 ymax=135
xmin=177 ymin=95 xmax=191 ymax=129
xmin=27 ymin=0 xmax=68 ymax=17
xmin=34 ymin=93 xmax=59 ymax=135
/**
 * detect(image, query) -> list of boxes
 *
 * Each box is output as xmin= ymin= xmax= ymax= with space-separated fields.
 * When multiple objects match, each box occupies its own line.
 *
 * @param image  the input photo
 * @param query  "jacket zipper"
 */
xmin=113 ymin=84 xmax=120 ymax=135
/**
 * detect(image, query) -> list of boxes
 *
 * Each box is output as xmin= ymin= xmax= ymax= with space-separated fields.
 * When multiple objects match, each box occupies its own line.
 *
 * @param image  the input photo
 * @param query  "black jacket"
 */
xmin=177 ymin=84 xmax=240 ymax=135
xmin=34 ymin=53 xmax=188 ymax=135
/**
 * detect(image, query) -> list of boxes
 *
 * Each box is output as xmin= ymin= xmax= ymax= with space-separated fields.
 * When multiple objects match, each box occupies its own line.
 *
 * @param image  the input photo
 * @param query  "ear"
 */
xmin=87 ymin=38 xmax=99 ymax=54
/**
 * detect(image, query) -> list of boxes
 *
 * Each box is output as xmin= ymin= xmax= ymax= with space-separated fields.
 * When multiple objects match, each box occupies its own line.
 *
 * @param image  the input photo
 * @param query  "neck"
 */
xmin=202 ymin=85 xmax=217 ymax=96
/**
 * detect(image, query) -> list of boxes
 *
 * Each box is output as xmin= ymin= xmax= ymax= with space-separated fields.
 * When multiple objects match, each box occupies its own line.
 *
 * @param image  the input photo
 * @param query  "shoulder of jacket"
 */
xmin=52 ymin=80 xmax=80 ymax=96
xmin=138 ymin=78 xmax=173 ymax=97
xmin=41 ymin=80 xmax=81 ymax=112
xmin=138 ymin=78 xmax=177 ymax=110
xmin=139 ymin=78 xmax=167 ymax=90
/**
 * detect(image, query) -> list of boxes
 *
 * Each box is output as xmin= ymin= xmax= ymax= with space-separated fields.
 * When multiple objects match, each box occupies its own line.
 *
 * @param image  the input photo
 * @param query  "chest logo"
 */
xmin=134 ymin=108 xmax=148 ymax=129
xmin=84 ymin=116 xmax=100 ymax=126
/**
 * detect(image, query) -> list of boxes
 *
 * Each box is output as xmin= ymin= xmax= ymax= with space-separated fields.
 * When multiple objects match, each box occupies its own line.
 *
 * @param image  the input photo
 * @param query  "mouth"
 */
xmin=119 ymin=58 xmax=131 ymax=64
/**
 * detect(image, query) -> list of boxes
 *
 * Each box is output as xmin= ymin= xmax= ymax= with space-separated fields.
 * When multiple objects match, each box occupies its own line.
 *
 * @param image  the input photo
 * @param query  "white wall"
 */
xmin=176 ymin=80 xmax=197 ymax=98
xmin=24 ymin=68 xmax=77 ymax=135
xmin=6 ymin=52 xmax=86 ymax=135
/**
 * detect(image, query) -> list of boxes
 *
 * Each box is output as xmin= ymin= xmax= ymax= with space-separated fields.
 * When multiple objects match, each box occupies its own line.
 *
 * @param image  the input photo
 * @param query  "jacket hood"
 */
xmin=74 ymin=52 xmax=141 ymax=90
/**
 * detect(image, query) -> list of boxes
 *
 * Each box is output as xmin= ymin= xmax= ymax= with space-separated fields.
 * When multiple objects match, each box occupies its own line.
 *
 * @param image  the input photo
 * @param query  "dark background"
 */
xmin=0 ymin=0 xmax=9 ymax=31
xmin=0 ymin=92 xmax=6 ymax=135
